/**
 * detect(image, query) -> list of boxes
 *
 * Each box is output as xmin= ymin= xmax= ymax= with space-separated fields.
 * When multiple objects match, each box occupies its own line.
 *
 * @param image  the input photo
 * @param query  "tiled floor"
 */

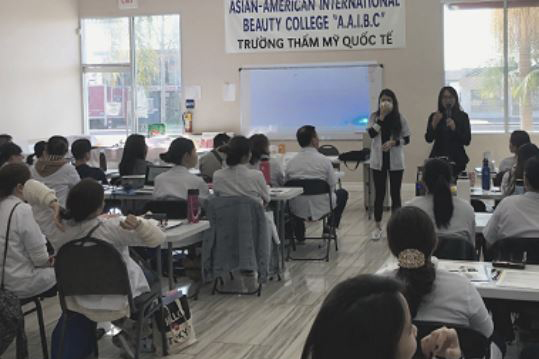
xmin=3 ymin=184 xmax=522 ymax=358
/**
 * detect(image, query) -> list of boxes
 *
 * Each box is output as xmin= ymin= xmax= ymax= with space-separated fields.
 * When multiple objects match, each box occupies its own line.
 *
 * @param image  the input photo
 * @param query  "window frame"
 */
xmin=80 ymin=15 xmax=182 ymax=137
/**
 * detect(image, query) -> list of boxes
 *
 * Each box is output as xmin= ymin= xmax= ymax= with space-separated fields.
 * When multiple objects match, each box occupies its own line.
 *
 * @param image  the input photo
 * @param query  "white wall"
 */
xmin=0 ymin=0 xmax=82 ymax=149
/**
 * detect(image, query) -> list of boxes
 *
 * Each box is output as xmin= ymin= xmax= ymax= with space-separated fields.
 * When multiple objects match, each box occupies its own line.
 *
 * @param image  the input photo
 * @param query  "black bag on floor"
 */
xmin=338 ymin=149 xmax=370 ymax=170
xmin=51 ymin=311 xmax=97 ymax=359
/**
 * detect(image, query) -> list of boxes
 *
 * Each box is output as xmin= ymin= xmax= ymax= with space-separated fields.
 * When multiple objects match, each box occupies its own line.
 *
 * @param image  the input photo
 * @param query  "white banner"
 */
xmin=225 ymin=0 xmax=406 ymax=53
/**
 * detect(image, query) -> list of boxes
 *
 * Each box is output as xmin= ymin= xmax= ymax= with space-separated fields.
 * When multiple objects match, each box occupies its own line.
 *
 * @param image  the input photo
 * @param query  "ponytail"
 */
xmin=65 ymin=179 xmax=105 ymax=222
xmin=423 ymin=158 xmax=454 ymax=229
xmin=387 ymin=207 xmax=437 ymax=317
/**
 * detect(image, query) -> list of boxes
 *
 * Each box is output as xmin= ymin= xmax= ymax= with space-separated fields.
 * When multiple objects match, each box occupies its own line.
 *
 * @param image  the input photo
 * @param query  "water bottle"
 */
xmin=99 ymin=151 xmax=107 ymax=172
xmin=415 ymin=181 xmax=425 ymax=196
xmin=260 ymin=158 xmax=271 ymax=185
xmin=187 ymin=189 xmax=200 ymax=223
xmin=482 ymin=157 xmax=491 ymax=191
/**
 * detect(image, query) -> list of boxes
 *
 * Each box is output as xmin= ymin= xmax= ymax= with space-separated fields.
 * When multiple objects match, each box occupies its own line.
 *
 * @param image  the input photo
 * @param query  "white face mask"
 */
xmin=381 ymin=100 xmax=393 ymax=112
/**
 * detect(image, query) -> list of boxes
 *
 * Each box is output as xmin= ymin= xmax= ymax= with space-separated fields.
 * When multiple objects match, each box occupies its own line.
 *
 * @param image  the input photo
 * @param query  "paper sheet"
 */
xmin=223 ymin=83 xmax=236 ymax=102
xmin=497 ymin=270 xmax=539 ymax=290
xmin=184 ymin=85 xmax=202 ymax=100
xmin=440 ymin=262 xmax=491 ymax=282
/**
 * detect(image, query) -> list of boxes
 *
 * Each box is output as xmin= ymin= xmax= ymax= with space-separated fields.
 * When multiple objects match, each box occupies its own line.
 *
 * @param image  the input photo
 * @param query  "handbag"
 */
xmin=0 ymin=202 xmax=26 ymax=358
xmin=154 ymin=288 xmax=196 ymax=354
xmin=338 ymin=148 xmax=370 ymax=170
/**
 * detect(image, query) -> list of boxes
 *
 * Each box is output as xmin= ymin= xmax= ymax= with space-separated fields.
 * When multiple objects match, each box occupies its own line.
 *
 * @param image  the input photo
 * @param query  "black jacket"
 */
xmin=425 ymin=110 xmax=471 ymax=169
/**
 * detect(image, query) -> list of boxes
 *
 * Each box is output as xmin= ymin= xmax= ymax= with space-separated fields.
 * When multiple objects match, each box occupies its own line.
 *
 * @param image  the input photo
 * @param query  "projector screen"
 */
xmin=240 ymin=63 xmax=383 ymax=140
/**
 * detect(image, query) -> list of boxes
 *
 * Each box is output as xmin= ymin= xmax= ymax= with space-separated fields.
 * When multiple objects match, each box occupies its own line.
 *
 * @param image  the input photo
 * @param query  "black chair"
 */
xmin=284 ymin=179 xmax=337 ymax=262
xmin=143 ymin=199 xmax=188 ymax=219
xmin=18 ymin=296 xmax=48 ymax=359
xmin=434 ymin=234 xmax=477 ymax=261
xmin=413 ymin=321 xmax=490 ymax=359
xmin=488 ymin=237 xmax=539 ymax=264
xmin=54 ymin=238 xmax=168 ymax=359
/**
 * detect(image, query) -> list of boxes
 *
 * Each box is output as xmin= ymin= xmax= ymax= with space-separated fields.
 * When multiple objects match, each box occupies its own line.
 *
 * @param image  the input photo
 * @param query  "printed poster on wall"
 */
xmin=225 ymin=0 xmax=406 ymax=53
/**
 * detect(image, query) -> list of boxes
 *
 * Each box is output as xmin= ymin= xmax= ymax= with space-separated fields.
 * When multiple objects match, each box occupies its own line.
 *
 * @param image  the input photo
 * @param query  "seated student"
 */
xmin=31 ymin=136 xmax=80 ymax=207
xmin=499 ymin=130 xmax=530 ymax=173
xmin=119 ymin=134 xmax=151 ymax=176
xmin=26 ymin=140 xmax=46 ymax=166
xmin=0 ymin=142 xmax=24 ymax=166
xmin=501 ymin=143 xmax=539 ymax=196
xmin=153 ymin=138 xmax=209 ymax=200
xmin=199 ymin=133 xmax=230 ymax=182
xmin=302 ymin=274 xmax=462 ymax=359
xmin=0 ymin=134 xmax=12 ymax=147
xmin=484 ymin=156 xmax=539 ymax=247
xmin=284 ymin=125 xmax=349 ymax=242
xmin=213 ymin=135 xmax=269 ymax=205
xmin=248 ymin=134 xmax=284 ymax=187
xmin=0 ymin=163 xmax=56 ymax=299
xmin=406 ymin=158 xmax=475 ymax=245
xmin=23 ymin=178 xmax=165 ymax=355
xmin=382 ymin=206 xmax=493 ymax=338
xmin=71 ymin=139 xmax=108 ymax=184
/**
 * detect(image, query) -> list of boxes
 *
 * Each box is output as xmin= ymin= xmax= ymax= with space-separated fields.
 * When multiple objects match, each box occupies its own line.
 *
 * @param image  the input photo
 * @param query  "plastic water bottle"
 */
xmin=99 ymin=151 xmax=107 ymax=172
xmin=482 ymin=157 xmax=491 ymax=191
xmin=187 ymin=189 xmax=200 ymax=223
xmin=260 ymin=158 xmax=271 ymax=185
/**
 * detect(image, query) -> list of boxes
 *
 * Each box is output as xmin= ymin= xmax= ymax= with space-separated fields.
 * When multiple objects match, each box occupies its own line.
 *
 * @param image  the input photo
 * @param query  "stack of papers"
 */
xmin=497 ymin=270 xmax=539 ymax=290
xmin=441 ymin=262 xmax=491 ymax=282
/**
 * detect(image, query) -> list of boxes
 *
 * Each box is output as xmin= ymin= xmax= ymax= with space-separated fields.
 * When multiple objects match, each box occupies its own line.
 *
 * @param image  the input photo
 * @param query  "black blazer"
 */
xmin=425 ymin=110 xmax=471 ymax=170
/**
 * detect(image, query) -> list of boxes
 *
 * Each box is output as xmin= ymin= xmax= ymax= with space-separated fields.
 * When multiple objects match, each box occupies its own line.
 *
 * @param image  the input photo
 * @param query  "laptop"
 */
xmin=144 ymin=165 xmax=172 ymax=188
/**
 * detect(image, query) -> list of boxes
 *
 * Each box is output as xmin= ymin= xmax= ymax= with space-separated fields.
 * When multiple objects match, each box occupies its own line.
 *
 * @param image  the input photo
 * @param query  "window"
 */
xmin=81 ymin=15 xmax=181 ymax=136
xmin=444 ymin=2 xmax=539 ymax=133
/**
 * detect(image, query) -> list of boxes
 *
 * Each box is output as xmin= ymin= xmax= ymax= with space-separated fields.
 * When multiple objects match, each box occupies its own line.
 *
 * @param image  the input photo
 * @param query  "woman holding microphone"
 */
xmin=425 ymin=86 xmax=471 ymax=176
xmin=367 ymin=89 xmax=411 ymax=241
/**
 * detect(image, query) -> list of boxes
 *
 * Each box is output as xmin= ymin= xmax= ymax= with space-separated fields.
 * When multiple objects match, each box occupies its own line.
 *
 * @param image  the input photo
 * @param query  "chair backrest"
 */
xmin=413 ymin=321 xmax=489 ymax=359
xmin=55 ymin=238 xmax=134 ymax=309
xmin=318 ymin=145 xmax=339 ymax=156
xmin=491 ymin=237 xmax=539 ymax=264
xmin=284 ymin=179 xmax=331 ymax=196
xmin=144 ymin=199 xmax=187 ymax=219
xmin=434 ymin=234 xmax=476 ymax=260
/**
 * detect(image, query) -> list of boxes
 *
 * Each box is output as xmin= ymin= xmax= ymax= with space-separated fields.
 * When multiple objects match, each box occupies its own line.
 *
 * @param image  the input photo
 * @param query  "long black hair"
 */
xmin=437 ymin=86 xmax=462 ymax=114
xmin=423 ymin=158 xmax=454 ymax=229
xmin=221 ymin=136 xmax=251 ymax=167
xmin=62 ymin=179 xmax=105 ymax=222
xmin=27 ymin=141 xmax=46 ymax=166
xmin=514 ymin=143 xmax=539 ymax=181
xmin=376 ymin=89 xmax=402 ymax=138
xmin=0 ymin=163 xmax=31 ymax=200
xmin=249 ymin=134 xmax=269 ymax=165
xmin=160 ymin=138 xmax=195 ymax=166
xmin=0 ymin=142 xmax=22 ymax=166
xmin=119 ymin=134 xmax=147 ymax=176
xmin=387 ymin=207 xmax=437 ymax=318
xmin=301 ymin=275 xmax=405 ymax=359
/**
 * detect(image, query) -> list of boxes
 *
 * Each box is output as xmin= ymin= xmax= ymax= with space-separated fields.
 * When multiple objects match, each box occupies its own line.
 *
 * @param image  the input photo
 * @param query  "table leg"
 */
xmin=156 ymin=247 xmax=163 ymax=288
xmin=168 ymin=243 xmax=174 ymax=290
xmin=279 ymin=201 xmax=286 ymax=270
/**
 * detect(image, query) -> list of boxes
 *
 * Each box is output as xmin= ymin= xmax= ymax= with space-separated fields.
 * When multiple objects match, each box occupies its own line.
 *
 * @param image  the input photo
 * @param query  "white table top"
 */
xmin=475 ymin=212 xmax=493 ymax=232
xmin=162 ymin=220 xmax=210 ymax=248
xmin=378 ymin=258 xmax=539 ymax=302
xmin=471 ymin=187 xmax=504 ymax=200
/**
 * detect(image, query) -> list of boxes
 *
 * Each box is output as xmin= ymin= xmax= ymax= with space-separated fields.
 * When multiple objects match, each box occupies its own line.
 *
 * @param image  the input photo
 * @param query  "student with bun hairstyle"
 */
xmin=499 ymin=130 xmax=530 ymax=173
xmin=31 ymin=136 xmax=80 ymax=206
xmin=0 ymin=163 xmax=56 ymax=299
xmin=406 ymin=158 xmax=475 ymax=245
xmin=382 ymin=206 xmax=493 ymax=338
xmin=301 ymin=274 xmax=462 ymax=359
xmin=26 ymin=140 xmax=46 ymax=166
xmin=153 ymin=137 xmax=209 ymax=200
xmin=213 ymin=135 xmax=270 ymax=205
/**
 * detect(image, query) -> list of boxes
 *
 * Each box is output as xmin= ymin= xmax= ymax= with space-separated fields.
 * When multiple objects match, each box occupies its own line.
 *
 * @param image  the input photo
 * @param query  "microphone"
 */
xmin=445 ymin=104 xmax=452 ymax=119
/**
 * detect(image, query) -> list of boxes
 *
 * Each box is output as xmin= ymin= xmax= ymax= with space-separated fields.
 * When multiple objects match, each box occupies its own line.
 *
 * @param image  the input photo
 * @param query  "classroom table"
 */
xmin=155 ymin=220 xmax=211 ymax=290
xmin=269 ymin=187 xmax=304 ymax=269
xmin=471 ymin=187 xmax=504 ymax=201
xmin=475 ymin=212 xmax=493 ymax=233
xmin=378 ymin=258 xmax=539 ymax=302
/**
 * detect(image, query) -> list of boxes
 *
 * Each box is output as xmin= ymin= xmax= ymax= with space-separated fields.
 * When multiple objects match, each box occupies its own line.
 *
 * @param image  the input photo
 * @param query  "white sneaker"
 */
xmin=371 ymin=228 xmax=383 ymax=241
